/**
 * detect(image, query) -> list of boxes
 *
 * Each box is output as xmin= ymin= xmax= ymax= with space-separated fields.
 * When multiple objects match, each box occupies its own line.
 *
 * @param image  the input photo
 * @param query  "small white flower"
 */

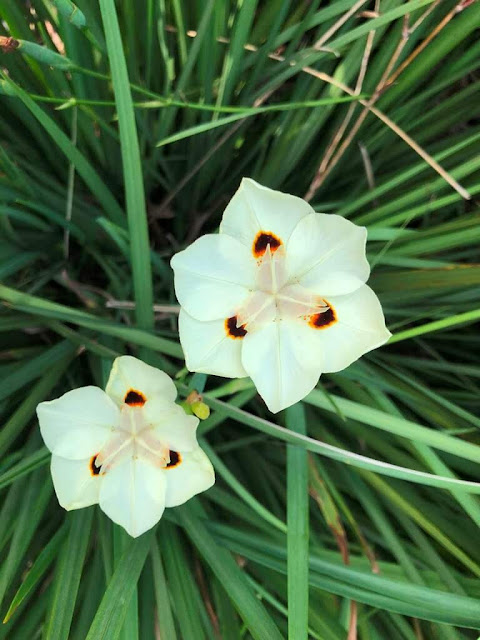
xmin=36 ymin=356 xmax=215 ymax=537
xmin=171 ymin=178 xmax=391 ymax=413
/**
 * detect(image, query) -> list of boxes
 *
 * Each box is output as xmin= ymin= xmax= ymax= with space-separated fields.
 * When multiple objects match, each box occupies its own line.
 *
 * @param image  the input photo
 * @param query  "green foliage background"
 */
xmin=0 ymin=0 xmax=479 ymax=638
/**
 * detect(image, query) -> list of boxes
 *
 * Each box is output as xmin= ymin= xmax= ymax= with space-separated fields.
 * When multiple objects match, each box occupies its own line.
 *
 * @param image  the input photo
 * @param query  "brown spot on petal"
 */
xmin=89 ymin=455 xmax=102 ymax=476
xmin=309 ymin=302 xmax=337 ymax=329
xmin=252 ymin=230 xmax=282 ymax=258
xmin=225 ymin=315 xmax=247 ymax=339
xmin=124 ymin=389 xmax=146 ymax=406
xmin=166 ymin=450 xmax=182 ymax=469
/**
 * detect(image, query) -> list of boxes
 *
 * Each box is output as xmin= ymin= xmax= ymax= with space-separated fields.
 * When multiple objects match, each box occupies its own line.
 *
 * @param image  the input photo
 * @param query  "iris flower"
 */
xmin=171 ymin=178 xmax=391 ymax=413
xmin=37 ymin=356 xmax=215 ymax=537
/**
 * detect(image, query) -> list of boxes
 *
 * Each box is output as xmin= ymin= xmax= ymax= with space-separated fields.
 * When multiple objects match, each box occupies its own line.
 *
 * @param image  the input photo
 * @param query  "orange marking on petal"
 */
xmin=308 ymin=302 xmax=337 ymax=330
xmin=165 ymin=450 xmax=182 ymax=469
xmin=124 ymin=389 xmax=146 ymax=406
xmin=225 ymin=315 xmax=247 ymax=339
xmin=252 ymin=230 xmax=282 ymax=258
xmin=89 ymin=454 xmax=102 ymax=476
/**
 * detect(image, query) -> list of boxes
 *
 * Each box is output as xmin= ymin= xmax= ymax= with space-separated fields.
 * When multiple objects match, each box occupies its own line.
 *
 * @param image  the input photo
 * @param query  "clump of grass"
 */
xmin=0 ymin=1 xmax=479 ymax=638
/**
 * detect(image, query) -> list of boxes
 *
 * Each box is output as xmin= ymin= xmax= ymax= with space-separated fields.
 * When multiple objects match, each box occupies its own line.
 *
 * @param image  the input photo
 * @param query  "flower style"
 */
xmin=171 ymin=178 xmax=391 ymax=413
xmin=36 ymin=356 xmax=215 ymax=537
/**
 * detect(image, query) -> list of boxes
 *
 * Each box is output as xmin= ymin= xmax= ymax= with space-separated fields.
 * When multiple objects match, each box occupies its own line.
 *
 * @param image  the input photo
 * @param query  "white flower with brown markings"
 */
xmin=36 ymin=356 xmax=214 ymax=537
xmin=171 ymin=178 xmax=391 ymax=413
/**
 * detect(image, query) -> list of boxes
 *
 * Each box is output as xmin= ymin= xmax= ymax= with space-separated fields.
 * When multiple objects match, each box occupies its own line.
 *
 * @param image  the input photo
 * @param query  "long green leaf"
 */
xmin=179 ymin=504 xmax=283 ymax=640
xmin=286 ymin=403 xmax=309 ymax=639
xmin=99 ymin=0 xmax=154 ymax=331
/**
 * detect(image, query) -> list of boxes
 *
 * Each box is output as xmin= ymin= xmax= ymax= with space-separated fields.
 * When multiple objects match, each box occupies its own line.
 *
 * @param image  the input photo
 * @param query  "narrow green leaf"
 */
xmin=389 ymin=308 xmax=480 ymax=344
xmin=0 ymin=448 xmax=50 ymax=491
xmin=44 ymin=509 xmax=94 ymax=640
xmin=4 ymin=527 xmax=66 ymax=623
xmin=17 ymin=40 xmax=74 ymax=70
xmin=99 ymin=0 xmax=154 ymax=331
xmin=156 ymin=97 xmax=362 ymax=146
xmin=54 ymin=0 xmax=86 ymax=29
xmin=286 ymin=403 xmax=309 ymax=640
xmin=114 ymin=526 xmax=139 ymax=640
xmin=0 ymin=75 xmax=125 ymax=226
xmin=0 ymin=285 xmax=182 ymax=358
xmin=0 ymin=469 xmax=52 ymax=608
xmin=85 ymin=529 xmax=155 ymax=640
xmin=179 ymin=504 xmax=283 ymax=640
xmin=0 ymin=352 xmax=74 ymax=457
xmin=0 ymin=340 xmax=75 ymax=405
xmin=200 ymin=393 xmax=480 ymax=492
xmin=151 ymin=544 xmax=177 ymax=640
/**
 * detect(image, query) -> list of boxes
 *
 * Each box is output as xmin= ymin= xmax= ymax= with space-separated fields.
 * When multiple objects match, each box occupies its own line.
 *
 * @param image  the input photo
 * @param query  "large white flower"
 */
xmin=36 ymin=356 xmax=215 ymax=537
xmin=171 ymin=178 xmax=391 ymax=413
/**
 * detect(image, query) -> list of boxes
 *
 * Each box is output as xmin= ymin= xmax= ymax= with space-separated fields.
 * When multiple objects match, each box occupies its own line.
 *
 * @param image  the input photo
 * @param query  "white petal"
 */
xmin=99 ymin=457 xmax=167 ymax=537
xmin=106 ymin=355 xmax=177 ymax=407
xmin=164 ymin=447 xmax=215 ymax=508
xmin=171 ymin=234 xmax=256 ymax=321
xmin=178 ymin=308 xmax=248 ymax=378
xmin=51 ymin=454 xmax=102 ymax=510
xmin=220 ymin=178 xmax=312 ymax=251
xmin=37 ymin=387 xmax=119 ymax=460
xmin=145 ymin=401 xmax=200 ymax=453
xmin=285 ymin=213 xmax=370 ymax=296
xmin=315 ymin=285 xmax=391 ymax=373
xmin=241 ymin=319 xmax=324 ymax=413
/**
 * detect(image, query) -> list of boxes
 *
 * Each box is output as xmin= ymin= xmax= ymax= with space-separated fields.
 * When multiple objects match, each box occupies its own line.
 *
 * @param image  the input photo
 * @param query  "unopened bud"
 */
xmin=190 ymin=401 xmax=210 ymax=420
xmin=183 ymin=390 xmax=210 ymax=420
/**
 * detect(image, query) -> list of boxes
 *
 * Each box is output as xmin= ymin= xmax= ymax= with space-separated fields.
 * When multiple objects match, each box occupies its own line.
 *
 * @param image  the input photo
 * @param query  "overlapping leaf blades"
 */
xmin=0 ymin=1 xmax=479 ymax=639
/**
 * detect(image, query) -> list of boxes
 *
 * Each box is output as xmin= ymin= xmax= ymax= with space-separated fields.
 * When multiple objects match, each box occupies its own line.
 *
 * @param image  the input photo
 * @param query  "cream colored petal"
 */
xmin=178 ymin=309 xmax=248 ymax=378
xmin=220 ymin=178 xmax=312 ymax=251
xmin=37 ymin=387 xmax=119 ymax=460
xmin=312 ymin=285 xmax=391 ymax=373
xmin=51 ymin=454 xmax=102 ymax=510
xmin=164 ymin=447 xmax=215 ymax=508
xmin=99 ymin=457 xmax=167 ymax=538
xmin=171 ymin=234 xmax=256 ymax=321
xmin=285 ymin=213 xmax=369 ymax=296
xmin=145 ymin=400 xmax=200 ymax=453
xmin=106 ymin=355 xmax=177 ymax=407
xmin=241 ymin=319 xmax=324 ymax=413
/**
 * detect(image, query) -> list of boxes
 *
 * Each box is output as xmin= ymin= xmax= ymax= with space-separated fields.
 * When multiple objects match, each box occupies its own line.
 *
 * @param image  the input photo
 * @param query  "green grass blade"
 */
xmin=3 ymin=527 xmax=66 ymax=623
xmin=85 ymin=529 xmax=155 ymax=640
xmin=99 ymin=0 xmax=154 ymax=331
xmin=43 ymin=510 xmax=94 ymax=640
xmin=286 ymin=403 xmax=309 ymax=639
xmin=179 ymin=504 xmax=284 ymax=640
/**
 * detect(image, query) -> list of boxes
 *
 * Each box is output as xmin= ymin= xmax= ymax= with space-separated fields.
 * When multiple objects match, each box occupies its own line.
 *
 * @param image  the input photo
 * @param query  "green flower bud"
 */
xmin=190 ymin=401 xmax=210 ymax=421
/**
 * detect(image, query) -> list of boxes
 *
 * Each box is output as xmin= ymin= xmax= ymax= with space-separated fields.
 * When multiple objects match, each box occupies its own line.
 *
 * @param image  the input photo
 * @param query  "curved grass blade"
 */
xmin=201 ymin=394 xmax=480 ymax=492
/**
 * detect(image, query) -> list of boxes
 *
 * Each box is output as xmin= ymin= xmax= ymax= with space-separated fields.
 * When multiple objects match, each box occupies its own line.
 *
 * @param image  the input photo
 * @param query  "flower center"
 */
xmin=243 ymin=246 xmax=329 ymax=328
xmin=95 ymin=404 xmax=170 ymax=472
xmin=224 ymin=241 xmax=336 ymax=338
